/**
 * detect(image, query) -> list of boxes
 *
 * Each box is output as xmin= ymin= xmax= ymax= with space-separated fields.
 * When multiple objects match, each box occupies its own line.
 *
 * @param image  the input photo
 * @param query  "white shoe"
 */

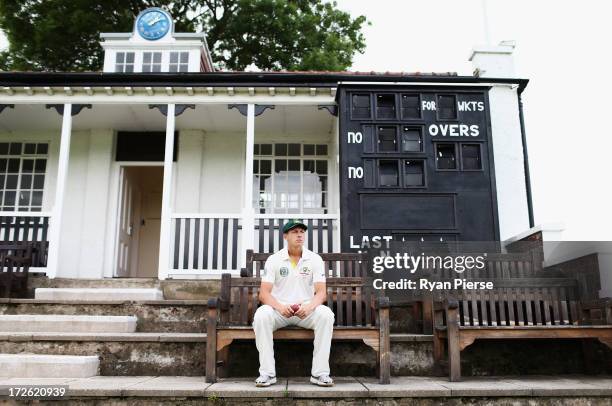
xmin=310 ymin=374 xmax=334 ymax=387
xmin=255 ymin=374 xmax=277 ymax=387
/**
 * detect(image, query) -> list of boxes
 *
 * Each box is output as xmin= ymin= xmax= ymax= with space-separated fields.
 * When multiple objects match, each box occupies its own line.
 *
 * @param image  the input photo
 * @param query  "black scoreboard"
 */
xmin=337 ymin=86 xmax=499 ymax=252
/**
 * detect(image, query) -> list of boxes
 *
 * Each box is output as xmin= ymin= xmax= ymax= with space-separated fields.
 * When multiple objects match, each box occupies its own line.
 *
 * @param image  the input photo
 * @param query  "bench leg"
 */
xmin=422 ymin=298 xmax=433 ymax=335
xmin=446 ymin=306 xmax=461 ymax=381
xmin=379 ymin=306 xmax=391 ymax=384
xmin=205 ymin=306 xmax=218 ymax=383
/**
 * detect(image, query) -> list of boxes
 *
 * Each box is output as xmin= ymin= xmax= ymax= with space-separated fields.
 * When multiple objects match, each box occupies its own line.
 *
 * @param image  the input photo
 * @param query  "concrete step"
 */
xmin=0 ymin=299 xmax=208 ymax=333
xmin=0 ymin=315 xmax=138 ymax=333
xmin=0 ymin=353 xmax=99 ymax=378
xmin=35 ymin=288 xmax=164 ymax=301
xmin=29 ymin=275 xmax=220 ymax=300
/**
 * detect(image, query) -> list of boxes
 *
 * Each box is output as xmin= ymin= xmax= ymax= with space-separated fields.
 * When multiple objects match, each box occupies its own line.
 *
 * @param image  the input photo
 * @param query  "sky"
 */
xmin=1 ymin=0 xmax=610 ymax=240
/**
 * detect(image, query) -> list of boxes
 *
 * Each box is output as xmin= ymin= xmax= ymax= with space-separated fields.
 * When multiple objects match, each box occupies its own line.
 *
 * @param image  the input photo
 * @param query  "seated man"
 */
xmin=253 ymin=220 xmax=335 ymax=387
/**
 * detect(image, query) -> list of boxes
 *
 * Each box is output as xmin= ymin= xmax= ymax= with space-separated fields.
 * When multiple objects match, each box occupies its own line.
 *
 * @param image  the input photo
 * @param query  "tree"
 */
xmin=0 ymin=0 xmax=368 ymax=72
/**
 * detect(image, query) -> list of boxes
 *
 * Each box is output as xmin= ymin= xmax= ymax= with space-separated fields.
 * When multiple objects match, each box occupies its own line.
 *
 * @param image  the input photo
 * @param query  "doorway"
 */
xmin=115 ymin=166 xmax=163 ymax=278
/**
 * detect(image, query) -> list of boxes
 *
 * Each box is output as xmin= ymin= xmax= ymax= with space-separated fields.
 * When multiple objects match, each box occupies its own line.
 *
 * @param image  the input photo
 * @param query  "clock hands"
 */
xmin=147 ymin=15 xmax=163 ymax=26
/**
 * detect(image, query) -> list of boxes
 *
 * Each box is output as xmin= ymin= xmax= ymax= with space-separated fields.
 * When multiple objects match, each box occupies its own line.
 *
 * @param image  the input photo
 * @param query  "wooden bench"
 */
xmin=0 ymin=243 xmax=33 ymax=298
xmin=206 ymin=252 xmax=391 ymax=384
xmin=433 ymin=276 xmax=612 ymax=381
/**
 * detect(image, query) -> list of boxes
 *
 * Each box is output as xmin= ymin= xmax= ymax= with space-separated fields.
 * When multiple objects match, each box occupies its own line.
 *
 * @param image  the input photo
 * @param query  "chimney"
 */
xmin=469 ymin=40 xmax=516 ymax=78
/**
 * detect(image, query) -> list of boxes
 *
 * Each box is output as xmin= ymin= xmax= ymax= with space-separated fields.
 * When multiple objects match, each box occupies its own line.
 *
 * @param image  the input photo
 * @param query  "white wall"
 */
xmin=58 ymin=130 xmax=113 ymax=278
xmin=199 ymin=132 xmax=245 ymax=213
xmin=174 ymin=130 xmax=205 ymax=212
xmin=488 ymin=85 xmax=531 ymax=240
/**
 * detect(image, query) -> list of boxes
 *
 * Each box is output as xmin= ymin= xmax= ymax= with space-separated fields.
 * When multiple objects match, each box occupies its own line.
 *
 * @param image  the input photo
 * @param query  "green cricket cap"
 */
xmin=282 ymin=219 xmax=307 ymax=233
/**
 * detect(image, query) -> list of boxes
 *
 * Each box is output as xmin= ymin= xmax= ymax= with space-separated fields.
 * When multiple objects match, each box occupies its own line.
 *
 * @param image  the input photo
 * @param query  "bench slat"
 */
xmin=356 ymin=286 xmax=362 ymax=327
xmin=336 ymin=285 xmax=344 ymax=326
xmin=524 ymin=288 xmax=534 ymax=326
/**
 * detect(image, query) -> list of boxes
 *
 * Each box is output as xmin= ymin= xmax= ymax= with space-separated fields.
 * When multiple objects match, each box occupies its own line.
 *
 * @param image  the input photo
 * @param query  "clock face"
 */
xmin=136 ymin=9 xmax=171 ymax=41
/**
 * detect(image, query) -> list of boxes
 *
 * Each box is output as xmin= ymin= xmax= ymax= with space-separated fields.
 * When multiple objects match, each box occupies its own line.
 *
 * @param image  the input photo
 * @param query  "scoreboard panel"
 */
xmin=337 ymin=86 xmax=499 ymax=252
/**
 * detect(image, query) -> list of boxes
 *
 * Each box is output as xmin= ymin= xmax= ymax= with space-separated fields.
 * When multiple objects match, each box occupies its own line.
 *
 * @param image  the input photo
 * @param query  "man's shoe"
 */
xmin=310 ymin=374 xmax=334 ymax=387
xmin=255 ymin=374 xmax=277 ymax=387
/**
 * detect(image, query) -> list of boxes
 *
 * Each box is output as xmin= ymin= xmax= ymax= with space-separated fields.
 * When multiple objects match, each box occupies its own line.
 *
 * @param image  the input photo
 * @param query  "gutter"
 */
xmin=517 ymin=86 xmax=535 ymax=228
xmin=0 ymin=71 xmax=529 ymax=90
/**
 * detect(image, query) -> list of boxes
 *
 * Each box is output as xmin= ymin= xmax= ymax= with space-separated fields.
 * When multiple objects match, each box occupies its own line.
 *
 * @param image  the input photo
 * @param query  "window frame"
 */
xmin=436 ymin=94 xmax=458 ymax=121
xmin=400 ymin=93 xmax=422 ymax=120
xmin=253 ymin=142 xmax=329 ymax=214
xmin=375 ymin=93 xmax=398 ymax=120
xmin=460 ymin=143 xmax=484 ymax=171
xmin=434 ymin=142 xmax=459 ymax=172
xmin=114 ymin=51 xmax=135 ymax=73
xmin=0 ymin=141 xmax=49 ymax=212
xmin=376 ymin=125 xmax=398 ymax=153
xmin=142 ymin=51 xmax=163 ymax=72
xmin=169 ymin=51 xmax=190 ymax=72
xmin=402 ymin=159 xmax=427 ymax=188
xmin=377 ymin=159 xmax=400 ymax=188
xmin=401 ymin=125 xmax=424 ymax=153
xmin=350 ymin=93 xmax=372 ymax=120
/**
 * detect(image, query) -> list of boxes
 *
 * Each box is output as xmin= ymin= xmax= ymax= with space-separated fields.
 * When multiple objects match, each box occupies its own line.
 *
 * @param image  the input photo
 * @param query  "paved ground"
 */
xmin=0 ymin=376 xmax=610 ymax=399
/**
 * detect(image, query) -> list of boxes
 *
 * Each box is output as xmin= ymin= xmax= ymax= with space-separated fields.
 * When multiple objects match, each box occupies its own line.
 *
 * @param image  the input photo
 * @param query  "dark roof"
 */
xmin=0 ymin=71 xmax=529 ymax=93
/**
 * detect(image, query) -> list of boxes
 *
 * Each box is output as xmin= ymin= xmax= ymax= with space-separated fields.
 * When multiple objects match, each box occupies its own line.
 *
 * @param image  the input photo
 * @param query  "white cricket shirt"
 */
xmin=261 ymin=247 xmax=326 ymax=305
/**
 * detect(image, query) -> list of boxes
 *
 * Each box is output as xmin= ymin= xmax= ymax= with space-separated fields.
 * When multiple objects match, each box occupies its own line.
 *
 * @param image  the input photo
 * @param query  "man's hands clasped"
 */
xmin=274 ymin=302 xmax=315 ymax=319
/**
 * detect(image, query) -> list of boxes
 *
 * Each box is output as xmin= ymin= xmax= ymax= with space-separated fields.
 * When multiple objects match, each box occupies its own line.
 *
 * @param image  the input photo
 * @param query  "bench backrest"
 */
xmin=218 ymin=272 xmax=378 ymax=328
xmin=244 ymin=250 xmax=369 ymax=278
xmin=444 ymin=277 xmax=582 ymax=327
xmin=0 ymin=244 xmax=32 ymax=275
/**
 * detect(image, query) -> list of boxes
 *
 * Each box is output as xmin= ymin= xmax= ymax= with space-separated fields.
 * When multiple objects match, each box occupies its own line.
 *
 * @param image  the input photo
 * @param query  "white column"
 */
xmin=241 ymin=104 xmax=256 ymax=267
xmin=46 ymin=104 xmax=72 ymax=279
xmin=158 ymin=104 xmax=176 ymax=280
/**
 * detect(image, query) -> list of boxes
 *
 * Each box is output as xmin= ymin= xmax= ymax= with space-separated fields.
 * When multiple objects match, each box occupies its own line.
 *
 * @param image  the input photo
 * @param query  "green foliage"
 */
xmin=0 ymin=0 xmax=368 ymax=72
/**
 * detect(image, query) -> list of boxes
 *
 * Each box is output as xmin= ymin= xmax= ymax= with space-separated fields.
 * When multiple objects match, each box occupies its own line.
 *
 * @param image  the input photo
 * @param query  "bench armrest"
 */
xmin=376 ymin=296 xmax=390 ymax=309
xmin=4 ymin=255 xmax=32 ymax=265
xmin=433 ymin=298 xmax=459 ymax=327
xmin=581 ymin=298 xmax=612 ymax=325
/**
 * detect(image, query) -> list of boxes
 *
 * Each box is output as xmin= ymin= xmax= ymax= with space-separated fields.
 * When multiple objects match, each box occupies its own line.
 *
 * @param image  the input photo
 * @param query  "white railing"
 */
xmin=0 ymin=211 xmax=52 ymax=271
xmin=253 ymin=213 xmax=340 ymax=253
xmin=166 ymin=213 xmax=340 ymax=276
xmin=169 ymin=213 xmax=242 ymax=274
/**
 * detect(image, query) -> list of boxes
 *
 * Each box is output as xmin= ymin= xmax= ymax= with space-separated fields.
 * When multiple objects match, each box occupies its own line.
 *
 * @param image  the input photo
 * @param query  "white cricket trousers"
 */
xmin=253 ymin=304 xmax=335 ymax=377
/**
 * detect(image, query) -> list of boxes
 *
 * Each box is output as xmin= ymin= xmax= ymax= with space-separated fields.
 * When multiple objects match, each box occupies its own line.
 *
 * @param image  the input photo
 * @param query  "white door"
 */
xmin=115 ymin=167 xmax=136 ymax=277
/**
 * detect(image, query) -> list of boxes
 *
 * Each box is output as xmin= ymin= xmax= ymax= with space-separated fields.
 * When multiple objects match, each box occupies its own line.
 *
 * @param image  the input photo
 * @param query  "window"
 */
xmin=401 ymin=94 xmax=421 ymax=119
xmin=379 ymin=160 xmax=399 ymax=187
xmin=461 ymin=144 xmax=482 ymax=170
xmin=169 ymin=52 xmax=189 ymax=72
xmin=435 ymin=143 xmax=457 ymax=170
xmin=142 ymin=52 xmax=162 ymax=72
xmin=253 ymin=143 xmax=328 ymax=214
xmin=377 ymin=126 xmax=396 ymax=152
xmin=401 ymin=126 xmax=422 ymax=152
xmin=437 ymin=95 xmax=457 ymax=120
xmin=0 ymin=142 xmax=48 ymax=211
xmin=404 ymin=160 xmax=424 ymax=186
xmin=351 ymin=94 xmax=371 ymax=119
xmin=115 ymin=52 xmax=135 ymax=73
xmin=376 ymin=94 xmax=396 ymax=119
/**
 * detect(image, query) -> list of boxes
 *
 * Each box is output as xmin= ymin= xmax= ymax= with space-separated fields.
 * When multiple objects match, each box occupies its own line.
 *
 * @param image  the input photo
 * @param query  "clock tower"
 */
xmin=99 ymin=8 xmax=214 ymax=72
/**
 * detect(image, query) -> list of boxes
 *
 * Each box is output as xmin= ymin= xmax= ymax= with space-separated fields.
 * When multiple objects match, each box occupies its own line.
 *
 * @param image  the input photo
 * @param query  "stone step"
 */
xmin=35 ymin=288 xmax=164 ymax=301
xmin=0 ymin=299 xmax=207 ymax=333
xmin=29 ymin=275 xmax=220 ymax=300
xmin=0 ymin=353 xmax=99 ymax=378
xmin=0 ymin=315 xmax=138 ymax=333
